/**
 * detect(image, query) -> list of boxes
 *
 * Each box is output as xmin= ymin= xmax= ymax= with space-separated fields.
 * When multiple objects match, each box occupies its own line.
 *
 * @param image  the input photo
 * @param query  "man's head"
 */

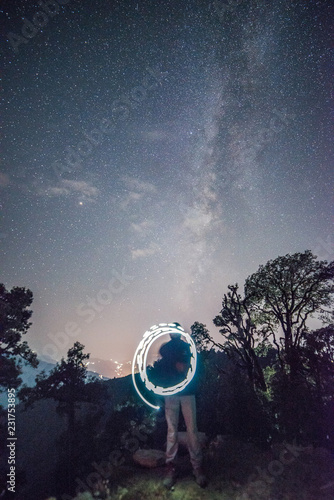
xmin=170 ymin=322 xmax=182 ymax=340
xmin=172 ymin=322 xmax=182 ymax=328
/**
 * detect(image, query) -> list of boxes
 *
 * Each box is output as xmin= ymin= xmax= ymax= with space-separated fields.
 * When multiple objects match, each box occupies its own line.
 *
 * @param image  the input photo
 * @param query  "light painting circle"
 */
xmin=132 ymin=323 xmax=197 ymax=409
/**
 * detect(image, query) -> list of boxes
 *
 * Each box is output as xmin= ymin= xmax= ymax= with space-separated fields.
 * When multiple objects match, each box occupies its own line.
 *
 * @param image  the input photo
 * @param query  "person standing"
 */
xmin=158 ymin=325 xmax=207 ymax=489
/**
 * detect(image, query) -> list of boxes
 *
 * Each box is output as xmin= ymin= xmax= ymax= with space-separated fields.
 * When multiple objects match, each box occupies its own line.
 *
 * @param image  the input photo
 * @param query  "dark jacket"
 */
xmin=149 ymin=338 xmax=197 ymax=395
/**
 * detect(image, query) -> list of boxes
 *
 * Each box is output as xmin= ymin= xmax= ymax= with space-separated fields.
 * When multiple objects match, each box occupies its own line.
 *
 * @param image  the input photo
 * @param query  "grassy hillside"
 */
xmin=44 ymin=436 xmax=334 ymax=500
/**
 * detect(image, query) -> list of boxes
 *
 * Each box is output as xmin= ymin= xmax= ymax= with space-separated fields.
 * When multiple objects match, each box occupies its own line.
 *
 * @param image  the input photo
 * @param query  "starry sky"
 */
xmin=1 ymin=0 xmax=333 ymax=369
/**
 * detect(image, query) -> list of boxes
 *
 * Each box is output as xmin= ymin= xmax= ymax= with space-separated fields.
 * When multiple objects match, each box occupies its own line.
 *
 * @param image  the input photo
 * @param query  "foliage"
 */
xmin=245 ymin=250 xmax=334 ymax=376
xmin=19 ymin=342 xmax=106 ymax=496
xmin=208 ymin=251 xmax=334 ymax=444
xmin=301 ymin=324 xmax=334 ymax=395
xmin=195 ymin=349 xmax=232 ymax=437
xmin=19 ymin=342 xmax=107 ymax=433
xmin=190 ymin=321 xmax=212 ymax=352
xmin=211 ymin=285 xmax=268 ymax=391
xmin=19 ymin=342 xmax=97 ymax=408
xmin=300 ymin=325 xmax=334 ymax=447
xmin=0 ymin=283 xmax=38 ymax=391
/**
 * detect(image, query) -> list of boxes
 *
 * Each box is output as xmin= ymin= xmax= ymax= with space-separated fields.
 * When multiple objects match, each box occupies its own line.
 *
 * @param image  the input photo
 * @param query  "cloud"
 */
xmin=183 ymin=205 xmax=215 ymax=236
xmin=141 ymin=130 xmax=170 ymax=142
xmin=130 ymin=220 xmax=154 ymax=236
xmin=120 ymin=176 xmax=157 ymax=208
xmin=131 ymin=242 xmax=160 ymax=259
xmin=122 ymin=176 xmax=156 ymax=193
xmin=0 ymin=172 xmax=10 ymax=188
xmin=40 ymin=179 xmax=99 ymax=201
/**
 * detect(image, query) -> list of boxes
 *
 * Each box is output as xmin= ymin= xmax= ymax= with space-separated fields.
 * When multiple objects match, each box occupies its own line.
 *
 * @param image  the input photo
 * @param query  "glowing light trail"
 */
xmin=132 ymin=323 xmax=197 ymax=409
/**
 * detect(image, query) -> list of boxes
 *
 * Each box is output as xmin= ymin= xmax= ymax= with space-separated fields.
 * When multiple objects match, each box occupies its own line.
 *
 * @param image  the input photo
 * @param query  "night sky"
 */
xmin=1 ymin=0 xmax=333 ymax=370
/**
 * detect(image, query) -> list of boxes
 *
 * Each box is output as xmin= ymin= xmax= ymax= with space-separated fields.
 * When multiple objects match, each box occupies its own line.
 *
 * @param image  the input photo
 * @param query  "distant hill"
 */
xmin=0 ymin=357 xmax=121 ymax=408
xmin=86 ymin=357 xmax=132 ymax=379
xmin=0 ymin=359 xmax=55 ymax=408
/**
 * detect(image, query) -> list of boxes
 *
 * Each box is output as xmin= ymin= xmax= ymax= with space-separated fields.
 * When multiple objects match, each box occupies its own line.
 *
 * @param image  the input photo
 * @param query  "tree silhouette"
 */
xmin=19 ymin=342 xmax=99 ymax=429
xmin=245 ymin=250 xmax=334 ymax=378
xmin=301 ymin=324 xmax=334 ymax=446
xmin=190 ymin=321 xmax=212 ymax=352
xmin=302 ymin=324 xmax=334 ymax=399
xmin=19 ymin=342 xmax=104 ymax=495
xmin=212 ymin=285 xmax=267 ymax=391
xmin=0 ymin=283 xmax=38 ymax=392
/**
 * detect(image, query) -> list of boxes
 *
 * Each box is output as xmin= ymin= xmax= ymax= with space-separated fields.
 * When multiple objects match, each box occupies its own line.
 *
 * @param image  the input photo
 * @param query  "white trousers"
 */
xmin=165 ymin=394 xmax=202 ymax=469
